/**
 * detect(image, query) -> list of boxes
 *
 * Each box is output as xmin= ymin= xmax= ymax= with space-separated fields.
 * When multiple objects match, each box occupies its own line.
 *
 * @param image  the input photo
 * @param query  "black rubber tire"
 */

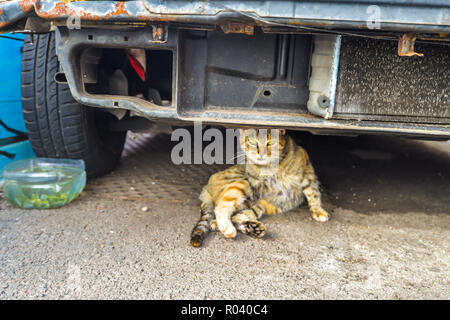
xmin=21 ymin=33 xmax=126 ymax=178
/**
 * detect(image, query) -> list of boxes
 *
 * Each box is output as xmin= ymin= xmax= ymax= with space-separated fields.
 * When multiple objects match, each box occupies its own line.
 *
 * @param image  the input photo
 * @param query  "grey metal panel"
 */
xmin=54 ymin=26 xmax=450 ymax=138
xmin=178 ymin=29 xmax=312 ymax=116
xmin=335 ymin=37 xmax=450 ymax=124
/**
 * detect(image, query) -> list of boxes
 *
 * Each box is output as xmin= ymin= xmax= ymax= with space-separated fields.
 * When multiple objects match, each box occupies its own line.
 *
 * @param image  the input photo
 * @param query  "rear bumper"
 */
xmin=2 ymin=1 xmax=449 ymax=138
xmin=1 ymin=0 xmax=449 ymax=33
xmin=55 ymin=26 xmax=450 ymax=138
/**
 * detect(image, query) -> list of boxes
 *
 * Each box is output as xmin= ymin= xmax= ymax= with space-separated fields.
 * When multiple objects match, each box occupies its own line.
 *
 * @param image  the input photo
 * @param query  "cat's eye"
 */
xmin=248 ymin=139 xmax=257 ymax=146
xmin=267 ymin=141 xmax=276 ymax=146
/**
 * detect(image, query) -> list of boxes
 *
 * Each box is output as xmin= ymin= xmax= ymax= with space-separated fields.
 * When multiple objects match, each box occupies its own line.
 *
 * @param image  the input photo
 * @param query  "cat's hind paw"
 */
xmin=237 ymin=220 xmax=266 ymax=238
xmin=311 ymin=208 xmax=330 ymax=222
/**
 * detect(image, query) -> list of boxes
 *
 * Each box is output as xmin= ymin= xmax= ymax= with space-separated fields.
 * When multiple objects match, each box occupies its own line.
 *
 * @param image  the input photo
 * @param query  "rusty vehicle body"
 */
xmin=0 ymin=0 xmax=449 ymax=175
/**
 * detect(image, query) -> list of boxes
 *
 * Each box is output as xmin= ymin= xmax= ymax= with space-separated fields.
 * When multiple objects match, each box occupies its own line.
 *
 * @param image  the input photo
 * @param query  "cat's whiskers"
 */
xmin=226 ymin=152 xmax=247 ymax=163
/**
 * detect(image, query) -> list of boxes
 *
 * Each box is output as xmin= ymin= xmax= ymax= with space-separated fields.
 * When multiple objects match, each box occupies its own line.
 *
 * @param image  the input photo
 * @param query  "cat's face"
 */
xmin=239 ymin=129 xmax=287 ymax=166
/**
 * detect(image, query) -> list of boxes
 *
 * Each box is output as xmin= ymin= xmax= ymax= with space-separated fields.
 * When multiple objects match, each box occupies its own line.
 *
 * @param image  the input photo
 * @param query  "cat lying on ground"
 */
xmin=191 ymin=129 xmax=329 ymax=247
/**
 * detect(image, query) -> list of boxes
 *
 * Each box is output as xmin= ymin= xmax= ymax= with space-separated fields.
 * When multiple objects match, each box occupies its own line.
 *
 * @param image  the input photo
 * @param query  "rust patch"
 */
xmin=36 ymin=1 xmax=101 ymax=21
xmin=152 ymin=25 xmax=165 ymax=41
xmin=1 ymin=0 xmax=35 ymax=28
xmin=104 ymin=1 xmax=130 ymax=20
xmin=398 ymin=33 xmax=424 ymax=57
xmin=135 ymin=13 xmax=205 ymax=24
xmin=18 ymin=0 xmax=35 ymax=12
xmin=14 ymin=0 xmax=131 ymax=23
xmin=220 ymin=22 xmax=254 ymax=35
xmin=136 ymin=14 xmax=175 ymax=23
xmin=136 ymin=14 xmax=148 ymax=21
xmin=36 ymin=2 xmax=69 ymax=17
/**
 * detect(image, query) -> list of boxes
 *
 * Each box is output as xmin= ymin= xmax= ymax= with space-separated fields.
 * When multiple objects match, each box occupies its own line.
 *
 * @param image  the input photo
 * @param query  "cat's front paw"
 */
xmin=218 ymin=223 xmax=237 ymax=239
xmin=311 ymin=208 xmax=330 ymax=222
xmin=237 ymin=220 xmax=266 ymax=238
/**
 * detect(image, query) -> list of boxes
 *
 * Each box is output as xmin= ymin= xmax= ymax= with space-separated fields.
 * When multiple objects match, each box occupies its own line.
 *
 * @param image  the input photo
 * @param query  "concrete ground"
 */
xmin=0 ymin=132 xmax=448 ymax=299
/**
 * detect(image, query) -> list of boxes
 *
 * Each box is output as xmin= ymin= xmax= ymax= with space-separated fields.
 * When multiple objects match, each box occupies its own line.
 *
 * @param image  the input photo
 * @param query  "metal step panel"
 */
xmin=335 ymin=37 xmax=450 ymax=124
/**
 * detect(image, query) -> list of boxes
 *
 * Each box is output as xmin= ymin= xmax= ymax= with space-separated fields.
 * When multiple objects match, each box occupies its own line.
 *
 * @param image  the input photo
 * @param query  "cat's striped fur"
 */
xmin=190 ymin=129 xmax=329 ymax=247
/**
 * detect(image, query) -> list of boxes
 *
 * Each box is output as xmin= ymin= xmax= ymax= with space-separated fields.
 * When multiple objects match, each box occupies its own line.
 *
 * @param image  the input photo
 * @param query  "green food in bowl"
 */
xmin=2 ymin=158 xmax=86 ymax=209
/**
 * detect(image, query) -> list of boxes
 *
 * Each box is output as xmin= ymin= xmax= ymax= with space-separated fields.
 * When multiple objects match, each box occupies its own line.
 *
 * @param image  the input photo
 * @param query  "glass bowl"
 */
xmin=2 ymin=158 xmax=86 ymax=209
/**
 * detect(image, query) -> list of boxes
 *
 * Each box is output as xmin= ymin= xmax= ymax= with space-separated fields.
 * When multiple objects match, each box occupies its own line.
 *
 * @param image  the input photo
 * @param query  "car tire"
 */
xmin=21 ymin=33 xmax=126 ymax=178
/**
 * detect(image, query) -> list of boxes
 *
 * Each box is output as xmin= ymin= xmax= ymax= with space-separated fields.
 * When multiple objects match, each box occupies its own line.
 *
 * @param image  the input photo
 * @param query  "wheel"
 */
xmin=21 ymin=33 xmax=126 ymax=178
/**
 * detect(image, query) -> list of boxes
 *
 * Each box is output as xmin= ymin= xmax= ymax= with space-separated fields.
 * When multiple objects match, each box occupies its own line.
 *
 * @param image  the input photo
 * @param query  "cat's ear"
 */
xmin=279 ymin=129 xmax=286 ymax=135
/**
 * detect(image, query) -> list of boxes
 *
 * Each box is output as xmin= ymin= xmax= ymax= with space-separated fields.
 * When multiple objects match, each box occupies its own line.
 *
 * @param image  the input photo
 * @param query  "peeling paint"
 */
xmin=35 ymin=1 xmax=102 ymax=20
xmin=398 ymin=33 xmax=424 ymax=57
xmin=104 ymin=2 xmax=130 ymax=20
xmin=0 ymin=0 xmax=450 ymax=33
xmin=152 ymin=24 xmax=164 ymax=40
xmin=18 ymin=0 xmax=34 ymax=12
xmin=220 ymin=22 xmax=254 ymax=35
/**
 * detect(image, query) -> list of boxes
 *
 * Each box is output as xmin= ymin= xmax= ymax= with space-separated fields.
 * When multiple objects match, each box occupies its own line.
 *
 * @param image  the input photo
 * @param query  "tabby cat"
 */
xmin=190 ymin=129 xmax=329 ymax=247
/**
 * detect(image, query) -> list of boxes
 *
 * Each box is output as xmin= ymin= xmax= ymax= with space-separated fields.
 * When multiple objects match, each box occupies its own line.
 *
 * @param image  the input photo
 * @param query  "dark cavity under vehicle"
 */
xmin=0 ymin=0 xmax=448 ymax=176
